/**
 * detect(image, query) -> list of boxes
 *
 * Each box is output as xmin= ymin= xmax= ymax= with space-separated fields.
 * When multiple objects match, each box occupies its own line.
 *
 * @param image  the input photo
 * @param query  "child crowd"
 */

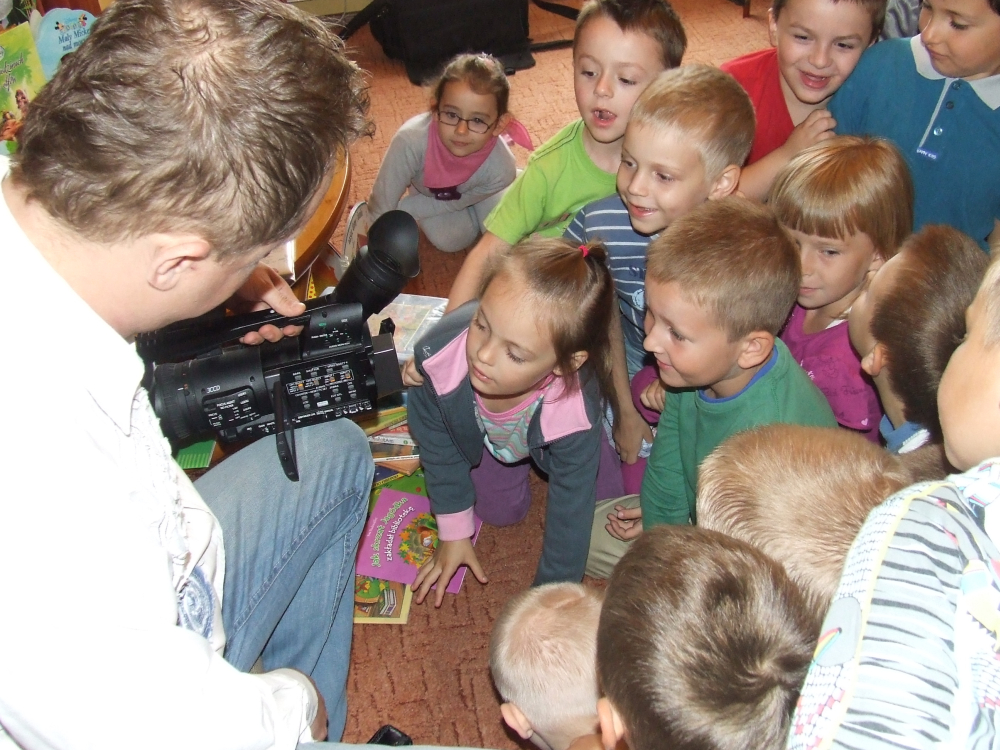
xmin=386 ymin=0 xmax=1000 ymax=746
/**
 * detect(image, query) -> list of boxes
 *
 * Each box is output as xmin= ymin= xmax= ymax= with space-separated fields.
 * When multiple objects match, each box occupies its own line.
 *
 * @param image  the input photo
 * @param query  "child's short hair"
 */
xmin=490 ymin=583 xmax=604 ymax=750
xmin=430 ymin=53 xmax=511 ymax=118
xmin=11 ymin=0 xmax=370 ymax=260
xmin=478 ymin=237 xmax=616 ymax=411
xmin=768 ymin=136 xmax=913 ymax=260
xmin=975 ymin=254 xmax=1000 ymax=349
xmin=628 ymin=65 xmax=755 ymax=181
xmin=771 ymin=0 xmax=887 ymax=40
xmin=646 ymin=197 xmax=800 ymax=340
xmin=574 ymin=0 xmax=687 ymax=69
xmin=870 ymin=226 xmax=989 ymax=441
xmin=597 ymin=526 xmax=816 ymax=750
xmin=697 ymin=424 xmax=915 ymax=614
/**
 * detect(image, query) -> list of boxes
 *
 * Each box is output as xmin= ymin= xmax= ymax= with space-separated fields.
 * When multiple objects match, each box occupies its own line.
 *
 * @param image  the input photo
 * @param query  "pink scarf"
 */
xmin=424 ymin=117 xmax=534 ymax=196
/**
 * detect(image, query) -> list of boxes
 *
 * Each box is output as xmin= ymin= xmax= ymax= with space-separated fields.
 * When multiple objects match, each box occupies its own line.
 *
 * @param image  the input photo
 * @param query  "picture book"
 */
xmin=368 ymin=469 xmax=425 ymax=511
xmin=32 ymin=7 xmax=95 ymax=80
xmin=372 ymin=464 xmax=407 ymax=490
xmin=353 ymin=576 xmax=412 ymax=625
xmin=357 ymin=405 xmax=408 ymax=436
xmin=367 ymin=294 xmax=447 ymax=364
xmin=0 ymin=21 xmax=45 ymax=155
xmin=356 ymin=488 xmax=482 ymax=595
xmin=369 ymin=441 xmax=418 ymax=463
xmin=368 ymin=422 xmax=415 ymax=446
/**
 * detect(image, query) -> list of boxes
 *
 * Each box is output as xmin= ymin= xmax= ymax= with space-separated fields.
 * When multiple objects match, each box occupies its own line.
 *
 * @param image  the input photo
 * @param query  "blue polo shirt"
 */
xmin=830 ymin=36 xmax=1000 ymax=250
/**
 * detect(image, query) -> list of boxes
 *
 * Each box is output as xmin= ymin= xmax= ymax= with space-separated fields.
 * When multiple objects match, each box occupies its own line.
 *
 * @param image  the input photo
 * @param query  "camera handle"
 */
xmin=273 ymin=380 xmax=299 ymax=482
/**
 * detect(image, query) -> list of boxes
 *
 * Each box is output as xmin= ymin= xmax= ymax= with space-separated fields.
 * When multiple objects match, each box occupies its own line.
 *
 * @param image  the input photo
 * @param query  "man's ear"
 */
xmin=708 ymin=165 xmax=741 ymax=199
xmin=596 ymin=698 xmax=626 ymax=750
xmin=147 ymin=234 xmax=214 ymax=292
xmin=553 ymin=350 xmax=589 ymax=377
xmin=863 ymin=341 xmax=888 ymax=378
xmin=736 ymin=331 xmax=774 ymax=370
xmin=500 ymin=703 xmax=534 ymax=740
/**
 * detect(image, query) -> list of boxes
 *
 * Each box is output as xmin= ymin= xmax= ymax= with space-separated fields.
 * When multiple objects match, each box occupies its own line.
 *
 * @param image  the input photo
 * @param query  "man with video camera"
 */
xmin=0 ymin=0 xmax=379 ymax=746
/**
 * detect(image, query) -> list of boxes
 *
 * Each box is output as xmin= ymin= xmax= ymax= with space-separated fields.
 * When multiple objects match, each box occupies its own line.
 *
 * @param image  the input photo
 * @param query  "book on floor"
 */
xmin=353 ymin=576 xmax=413 ymax=625
xmin=355 ymin=488 xmax=482 ymax=596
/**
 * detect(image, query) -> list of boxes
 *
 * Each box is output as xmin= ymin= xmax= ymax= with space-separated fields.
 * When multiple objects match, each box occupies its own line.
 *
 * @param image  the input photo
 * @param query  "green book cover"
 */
xmin=0 ymin=22 xmax=45 ymax=154
xmin=368 ymin=469 xmax=425 ymax=512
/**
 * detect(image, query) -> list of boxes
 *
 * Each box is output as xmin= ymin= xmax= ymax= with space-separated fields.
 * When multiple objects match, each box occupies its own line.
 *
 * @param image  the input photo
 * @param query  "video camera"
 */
xmin=137 ymin=210 xmax=420 ymax=481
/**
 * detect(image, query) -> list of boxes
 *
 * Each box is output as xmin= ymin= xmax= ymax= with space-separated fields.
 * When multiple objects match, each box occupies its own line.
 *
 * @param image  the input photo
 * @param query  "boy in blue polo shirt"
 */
xmin=829 ymin=0 xmax=1000 ymax=250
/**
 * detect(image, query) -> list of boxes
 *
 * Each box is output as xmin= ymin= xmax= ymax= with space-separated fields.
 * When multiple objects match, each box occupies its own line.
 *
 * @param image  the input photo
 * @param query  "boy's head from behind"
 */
xmin=849 ymin=225 xmax=988 ymax=443
xmin=643 ymin=198 xmax=799 ymax=397
xmin=596 ymin=526 xmax=816 ymax=750
xmin=572 ymin=0 xmax=686 ymax=151
xmin=11 ymin=0 xmax=370 ymax=261
xmin=617 ymin=65 xmax=754 ymax=235
xmin=768 ymin=0 xmax=884 ymax=112
xmin=918 ymin=0 xmax=1000 ymax=81
xmin=697 ymin=424 xmax=918 ymax=615
xmin=490 ymin=583 xmax=604 ymax=750
xmin=938 ymin=253 xmax=1000 ymax=470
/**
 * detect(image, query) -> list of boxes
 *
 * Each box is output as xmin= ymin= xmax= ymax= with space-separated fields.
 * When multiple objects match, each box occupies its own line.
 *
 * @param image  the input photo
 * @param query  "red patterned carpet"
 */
xmin=337 ymin=3 xmax=769 ymax=745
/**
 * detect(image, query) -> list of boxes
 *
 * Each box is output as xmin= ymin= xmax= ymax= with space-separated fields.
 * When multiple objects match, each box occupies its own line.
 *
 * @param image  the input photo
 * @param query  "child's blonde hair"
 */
xmin=629 ymin=64 xmax=755 ymax=180
xmin=478 ymin=237 xmax=616 ymax=411
xmin=978 ymin=254 xmax=1000 ymax=347
xmin=697 ymin=425 xmax=915 ymax=615
xmin=490 ymin=583 xmax=604 ymax=750
xmin=574 ymin=0 xmax=687 ymax=69
xmin=768 ymin=136 xmax=913 ymax=260
xmin=430 ymin=53 xmax=511 ymax=118
xmin=646 ymin=197 xmax=800 ymax=341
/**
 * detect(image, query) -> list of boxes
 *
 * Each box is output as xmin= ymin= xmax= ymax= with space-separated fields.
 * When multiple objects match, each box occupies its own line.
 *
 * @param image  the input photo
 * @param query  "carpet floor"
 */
xmin=337 ymin=4 xmax=768 ymax=746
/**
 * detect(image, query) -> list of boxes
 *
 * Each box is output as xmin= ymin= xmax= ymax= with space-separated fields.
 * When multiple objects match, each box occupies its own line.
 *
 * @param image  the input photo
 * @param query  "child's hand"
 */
xmin=402 ymin=356 xmax=424 ymax=387
xmin=784 ymin=109 xmax=837 ymax=156
xmin=412 ymin=538 xmax=487 ymax=607
xmin=613 ymin=403 xmax=654 ymax=464
xmin=606 ymin=504 xmax=643 ymax=541
xmin=639 ymin=379 xmax=666 ymax=413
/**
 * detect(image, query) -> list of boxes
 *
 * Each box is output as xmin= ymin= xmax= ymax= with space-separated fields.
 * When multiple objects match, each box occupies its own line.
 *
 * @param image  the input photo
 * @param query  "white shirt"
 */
xmin=0 ymin=158 xmax=316 ymax=750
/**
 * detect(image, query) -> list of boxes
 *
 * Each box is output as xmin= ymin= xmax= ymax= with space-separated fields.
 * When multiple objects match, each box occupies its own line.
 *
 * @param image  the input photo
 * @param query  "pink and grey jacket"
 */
xmin=407 ymin=302 xmax=605 ymax=584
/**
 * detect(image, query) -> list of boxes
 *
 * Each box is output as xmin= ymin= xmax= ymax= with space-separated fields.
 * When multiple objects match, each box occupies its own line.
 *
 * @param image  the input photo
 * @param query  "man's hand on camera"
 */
xmin=233 ymin=265 xmax=306 ymax=345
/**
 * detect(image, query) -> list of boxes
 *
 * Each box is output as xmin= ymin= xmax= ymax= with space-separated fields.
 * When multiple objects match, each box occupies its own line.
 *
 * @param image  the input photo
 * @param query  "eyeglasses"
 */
xmin=436 ymin=110 xmax=495 ymax=134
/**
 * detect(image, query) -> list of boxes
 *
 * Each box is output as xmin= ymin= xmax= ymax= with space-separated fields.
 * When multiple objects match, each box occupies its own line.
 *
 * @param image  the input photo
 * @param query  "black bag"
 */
xmin=369 ymin=0 xmax=535 ymax=84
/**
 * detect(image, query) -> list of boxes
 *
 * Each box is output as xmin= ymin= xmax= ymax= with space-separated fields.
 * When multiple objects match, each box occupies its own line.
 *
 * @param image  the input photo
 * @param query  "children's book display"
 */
xmin=0 ymin=6 xmax=94 ymax=155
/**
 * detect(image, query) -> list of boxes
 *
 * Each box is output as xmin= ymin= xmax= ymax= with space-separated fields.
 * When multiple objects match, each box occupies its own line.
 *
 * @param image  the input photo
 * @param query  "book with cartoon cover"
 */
xmin=0 ymin=21 xmax=45 ymax=155
xmin=353 ymin=576 xmax=412 ymax=625
xmin=355 ymin=488 xmax=482 ymax=595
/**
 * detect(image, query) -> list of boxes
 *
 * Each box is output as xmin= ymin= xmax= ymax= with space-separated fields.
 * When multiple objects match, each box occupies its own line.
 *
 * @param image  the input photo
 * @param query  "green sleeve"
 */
xmin=483 ymin=157 xmax=552 ymax=245
xmin=640 ymin=393 xmax=692 ymax=527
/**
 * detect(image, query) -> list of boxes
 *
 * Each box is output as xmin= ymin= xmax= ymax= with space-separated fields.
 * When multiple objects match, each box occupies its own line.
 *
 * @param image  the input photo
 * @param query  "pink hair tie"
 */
xmin=500 ymin=118 xmax=534 ymax=151
xmin=580 ymin=245 xmax=589 ymax=258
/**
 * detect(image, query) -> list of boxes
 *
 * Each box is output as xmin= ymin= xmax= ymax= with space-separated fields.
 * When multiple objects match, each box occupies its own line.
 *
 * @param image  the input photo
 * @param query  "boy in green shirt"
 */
xmin=587 ymin=197 xmax=836 ymax=576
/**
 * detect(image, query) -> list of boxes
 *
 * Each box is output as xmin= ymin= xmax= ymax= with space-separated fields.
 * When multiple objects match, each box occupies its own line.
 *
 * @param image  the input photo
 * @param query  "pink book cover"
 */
xmin=355 ymin=488 xmax=482 ymax=595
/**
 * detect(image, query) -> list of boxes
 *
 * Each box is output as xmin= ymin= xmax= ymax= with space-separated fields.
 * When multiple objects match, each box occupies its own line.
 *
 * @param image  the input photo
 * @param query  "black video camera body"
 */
xmin=136 ymin=210 xmax=420 ymax=480
xmin=138 ymin=298 xmax=403 ymax=445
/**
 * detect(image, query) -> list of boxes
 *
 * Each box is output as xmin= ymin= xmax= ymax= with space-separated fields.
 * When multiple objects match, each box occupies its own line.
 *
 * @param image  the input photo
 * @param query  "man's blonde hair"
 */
xmin=768 ymin=136 xmax=913 ymax=261
xmin=629 ymin=65 xmax=755 ymax=180
xmin=697 ymin=425 xmax=918 ymax=614
xmin=646 ymin=197 xmax=800 ymax=341
xmin=490 ymin=583 xmax=604 ymax=750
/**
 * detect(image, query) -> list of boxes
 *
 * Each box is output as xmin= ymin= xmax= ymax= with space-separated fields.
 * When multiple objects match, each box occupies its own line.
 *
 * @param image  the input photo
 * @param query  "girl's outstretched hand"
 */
xmin=412 ymin=538 xmax=487 ymax=607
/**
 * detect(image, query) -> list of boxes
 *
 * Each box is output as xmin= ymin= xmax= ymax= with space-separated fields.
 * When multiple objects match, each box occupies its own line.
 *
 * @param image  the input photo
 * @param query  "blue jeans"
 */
xmin=196 ymin=418 xmax=373 ymax=740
